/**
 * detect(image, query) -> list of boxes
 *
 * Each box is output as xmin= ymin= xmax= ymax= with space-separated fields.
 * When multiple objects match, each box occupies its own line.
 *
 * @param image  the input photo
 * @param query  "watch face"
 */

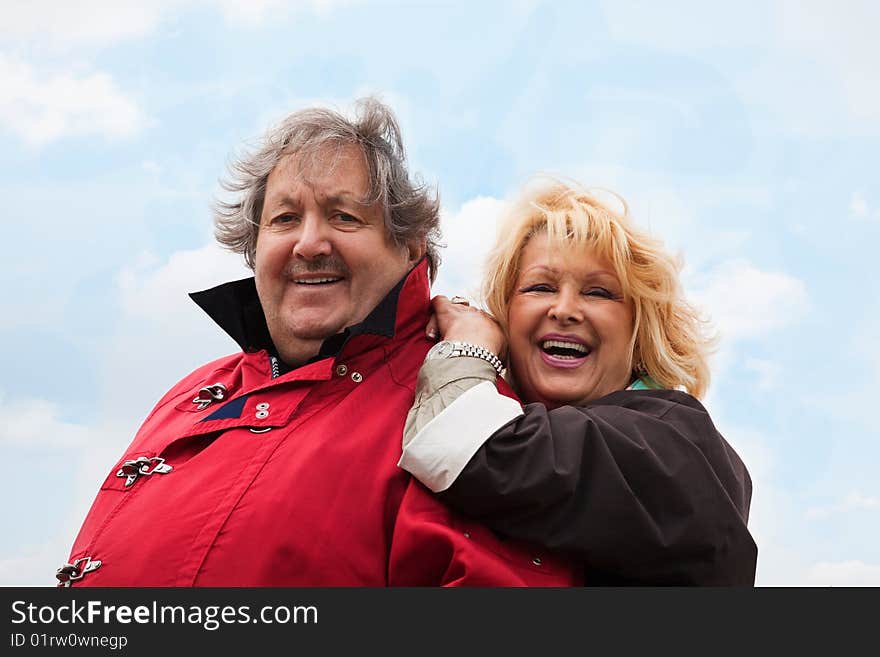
xmin=428 ymin=340 xmax=454 ymax=358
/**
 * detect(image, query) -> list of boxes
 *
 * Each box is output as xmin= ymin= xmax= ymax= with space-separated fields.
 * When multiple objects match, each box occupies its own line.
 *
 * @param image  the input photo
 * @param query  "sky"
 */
xmin=1 ymin=0 xmax=878 ymax=587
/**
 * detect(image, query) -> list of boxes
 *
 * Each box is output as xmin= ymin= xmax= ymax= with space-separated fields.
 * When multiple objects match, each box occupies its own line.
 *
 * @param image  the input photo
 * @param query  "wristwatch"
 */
xmin=425 ymin=340 xmax=504 ymax=375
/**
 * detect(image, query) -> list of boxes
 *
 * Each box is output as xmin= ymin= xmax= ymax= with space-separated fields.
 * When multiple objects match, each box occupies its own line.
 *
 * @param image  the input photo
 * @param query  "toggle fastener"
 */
xmin=192 ymin=382 xmax=228 ymax=410
xmin=56 ymin=556 xmax=101 ymax=587
xmin=116 ymin=456 xmax=173 ymax=488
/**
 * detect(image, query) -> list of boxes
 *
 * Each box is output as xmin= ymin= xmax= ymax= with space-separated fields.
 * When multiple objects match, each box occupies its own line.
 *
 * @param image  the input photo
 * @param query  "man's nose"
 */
xmin=548 ymin=288 xmax=584 ymax=324
xmin=291 ymin=215 xmax=332 ymax=259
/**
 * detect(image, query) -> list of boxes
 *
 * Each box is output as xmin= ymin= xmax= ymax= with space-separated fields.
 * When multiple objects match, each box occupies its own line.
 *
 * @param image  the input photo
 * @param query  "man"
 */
xmin=58 ymin=97 xmax=578 ymax=586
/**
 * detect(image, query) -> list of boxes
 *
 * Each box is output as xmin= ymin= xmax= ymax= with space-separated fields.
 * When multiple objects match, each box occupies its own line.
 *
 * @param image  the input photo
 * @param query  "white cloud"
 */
xmin=0 ymin=0 xmax=359 ymax=50
xmin=564 ymin=166 xmax=762 ymax=272
xmin=859 ymin=326 xmax=880 ymax=373
xmin=216 ymin=0 xmax=290 ymax=25
xmin=849 ymin=192 xmax=869 ymax=220
xmin=0 ymin=0 xmax=364 ymax=50
xmin=217 ymin=0 xmax=361 ymax=26
xmin=0 ymin=394 xmax=91 ymax=449
xmin=687 ymin=259 xmax=810 ymax=342
xmin=744 ymin=357 xmax=781 ymax=391
xmin=777 ymin=0 xmax=880 ymax=124
xmin=600 ymin=0 xmax=880 ymax=133
xmin=806 ymin=560 xmax=880 ymax=587
xmin=118 ymin=243 xmax=250 ymax=320
xmin=0 ymin=0 xmax=363 ymax=147
xmin=690 ymin=258 xmax=809 ymax=406
xmin=629 ymin=188 xmax=753 ymax=268
xmin=800 ymin=317 xmax=880 ymax=432
xmin=849 ymin=192 xmax=880 ymax=222
xmin=1 ymin=415 xmax=133 ymax=586
xmin=0 ymin=538 xmax=72 ymax=587
xmin=700 ymin=421 xmax=801 ymax=587
xmin=806 ymin=492 xmax=880 ymax=520
xmin=0 ymin=0 xmax=168 ymax=50
xmin=105 ymin=243 xmax=250 ymax=424
xmin=432 ymin=197 xmax=511 ymax=302
xmin=601 ymin=1 xmax=773 ymax=50
xmin=1 ymin=408 xmax=130 ymax=585
xmin=0 ymin=54 xmax=145 ymax=145
xmin=142 ymin=160 xmax=162 ymax=175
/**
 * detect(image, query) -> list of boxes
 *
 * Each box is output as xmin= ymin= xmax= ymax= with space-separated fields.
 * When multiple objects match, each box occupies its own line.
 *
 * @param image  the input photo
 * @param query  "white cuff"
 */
xmin=398 ymin=381 xmax=523 ymax=492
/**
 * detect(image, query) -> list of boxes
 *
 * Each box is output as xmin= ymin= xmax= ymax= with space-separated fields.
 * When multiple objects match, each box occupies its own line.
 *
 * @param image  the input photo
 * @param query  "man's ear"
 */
xmin=406 ymin=239 xmax=426 ymax=265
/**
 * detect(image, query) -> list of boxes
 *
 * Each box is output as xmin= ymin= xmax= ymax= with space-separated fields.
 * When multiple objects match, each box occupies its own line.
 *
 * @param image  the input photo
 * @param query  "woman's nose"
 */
xmin=548 ymin=288 xmax=584 ymax=324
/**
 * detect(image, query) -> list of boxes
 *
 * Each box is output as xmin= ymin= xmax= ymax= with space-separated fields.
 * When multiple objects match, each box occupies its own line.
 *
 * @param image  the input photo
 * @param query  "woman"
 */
xmin=399 ymin=178 xmax=757 ymax=585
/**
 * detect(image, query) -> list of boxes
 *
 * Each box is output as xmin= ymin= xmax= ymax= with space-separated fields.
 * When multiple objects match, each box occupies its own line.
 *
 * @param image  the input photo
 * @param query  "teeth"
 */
xmin=295 ymin=277 xmax=341 ymax=285
xmin=542 ymin=339 xmax=588 ymax=354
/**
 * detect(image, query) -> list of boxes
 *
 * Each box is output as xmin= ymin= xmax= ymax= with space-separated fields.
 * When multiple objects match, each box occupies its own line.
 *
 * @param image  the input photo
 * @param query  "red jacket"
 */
xmin=61 ymin=261 xmax=579 ymax=586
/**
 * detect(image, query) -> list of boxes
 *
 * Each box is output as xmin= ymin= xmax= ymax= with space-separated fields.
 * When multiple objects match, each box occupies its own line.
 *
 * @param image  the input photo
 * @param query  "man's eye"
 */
xmin=269 ymin=214 xmax=298 ymax=225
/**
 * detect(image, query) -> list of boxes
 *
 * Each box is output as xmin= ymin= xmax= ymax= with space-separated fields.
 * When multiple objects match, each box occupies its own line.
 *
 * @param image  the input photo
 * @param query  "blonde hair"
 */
xmin=483 ymin=177 xmax=715 ymax=399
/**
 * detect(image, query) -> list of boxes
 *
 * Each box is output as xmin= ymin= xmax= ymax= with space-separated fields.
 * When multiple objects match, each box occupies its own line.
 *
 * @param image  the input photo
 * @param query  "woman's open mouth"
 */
xmin=539 ymin=338 xmax=591 ymax=368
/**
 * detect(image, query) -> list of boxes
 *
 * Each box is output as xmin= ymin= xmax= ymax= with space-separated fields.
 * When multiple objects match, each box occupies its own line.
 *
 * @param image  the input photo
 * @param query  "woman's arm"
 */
xmin=401 ymin=384 xmax=757 ymax=585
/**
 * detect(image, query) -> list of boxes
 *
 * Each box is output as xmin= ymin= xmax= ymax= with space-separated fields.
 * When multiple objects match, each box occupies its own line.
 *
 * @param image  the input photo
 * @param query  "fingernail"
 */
xmin=427 ymin=329 xmax=437 ymax=340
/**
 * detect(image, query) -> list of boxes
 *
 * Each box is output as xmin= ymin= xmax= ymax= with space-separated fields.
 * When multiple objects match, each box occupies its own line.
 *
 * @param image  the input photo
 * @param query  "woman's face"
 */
xmin=507 ymin=231 xmax=635 ymax=408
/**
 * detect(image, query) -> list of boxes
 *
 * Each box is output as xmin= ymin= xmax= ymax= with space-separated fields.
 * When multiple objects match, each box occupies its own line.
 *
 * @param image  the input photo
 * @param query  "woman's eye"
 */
xmin=334 ymin=212 xmax=360 ymax=224
xmin=585 ymin=288 xmax=615 ymax=299
xmin=521 ymin=284 xmax=554 ymax=293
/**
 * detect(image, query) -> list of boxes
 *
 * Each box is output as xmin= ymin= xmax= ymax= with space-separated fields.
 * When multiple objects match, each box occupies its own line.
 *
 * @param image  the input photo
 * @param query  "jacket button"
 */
xmin=256 ymin=402 xmax=269 ymax=411
xmin=351 ymin=372 xmax=363 ymax=383
xmin=336 ymin=364 xmax=348 ymax=376
xmin=255 ymin=410 xmax=269 ymax=419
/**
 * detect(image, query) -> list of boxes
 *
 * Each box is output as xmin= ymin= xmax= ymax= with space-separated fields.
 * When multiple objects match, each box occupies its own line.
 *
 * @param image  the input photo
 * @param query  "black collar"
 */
xmin=189 ymin=261 xmax=415 ymax=365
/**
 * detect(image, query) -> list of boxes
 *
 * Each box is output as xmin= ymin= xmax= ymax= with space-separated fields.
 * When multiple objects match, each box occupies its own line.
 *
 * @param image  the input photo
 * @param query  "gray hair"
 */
xmin=213 ymin=96 xmax=442 ymax=280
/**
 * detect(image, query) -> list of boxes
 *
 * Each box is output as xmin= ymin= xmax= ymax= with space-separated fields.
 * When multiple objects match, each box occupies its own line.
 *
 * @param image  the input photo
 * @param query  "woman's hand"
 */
xmin=426 ymin=295 xmax=507 ymax=359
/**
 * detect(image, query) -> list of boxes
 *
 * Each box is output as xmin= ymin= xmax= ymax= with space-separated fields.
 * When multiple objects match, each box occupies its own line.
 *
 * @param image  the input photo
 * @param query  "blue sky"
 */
xmin=2 ymin=0 xmax=878 ymax=586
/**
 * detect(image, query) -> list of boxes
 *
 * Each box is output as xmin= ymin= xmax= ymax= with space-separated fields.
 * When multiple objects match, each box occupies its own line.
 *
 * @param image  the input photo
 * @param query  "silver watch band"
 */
xmin=445 ymin=341 xmax=504 ymax=375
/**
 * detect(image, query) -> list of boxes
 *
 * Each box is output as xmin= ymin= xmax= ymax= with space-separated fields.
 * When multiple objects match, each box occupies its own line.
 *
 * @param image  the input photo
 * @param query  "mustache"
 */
xmin=283 ymin=256 xmax=351 ymax=279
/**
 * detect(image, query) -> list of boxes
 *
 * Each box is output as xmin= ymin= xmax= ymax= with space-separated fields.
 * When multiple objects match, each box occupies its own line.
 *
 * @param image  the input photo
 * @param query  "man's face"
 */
xmin=255 ymin=145 xmax=420 ymax=365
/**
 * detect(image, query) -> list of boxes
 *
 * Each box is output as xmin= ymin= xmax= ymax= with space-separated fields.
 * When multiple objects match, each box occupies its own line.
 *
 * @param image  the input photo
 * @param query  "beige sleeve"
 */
xmin=402 ymin=357 xmax=498 ymax=448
